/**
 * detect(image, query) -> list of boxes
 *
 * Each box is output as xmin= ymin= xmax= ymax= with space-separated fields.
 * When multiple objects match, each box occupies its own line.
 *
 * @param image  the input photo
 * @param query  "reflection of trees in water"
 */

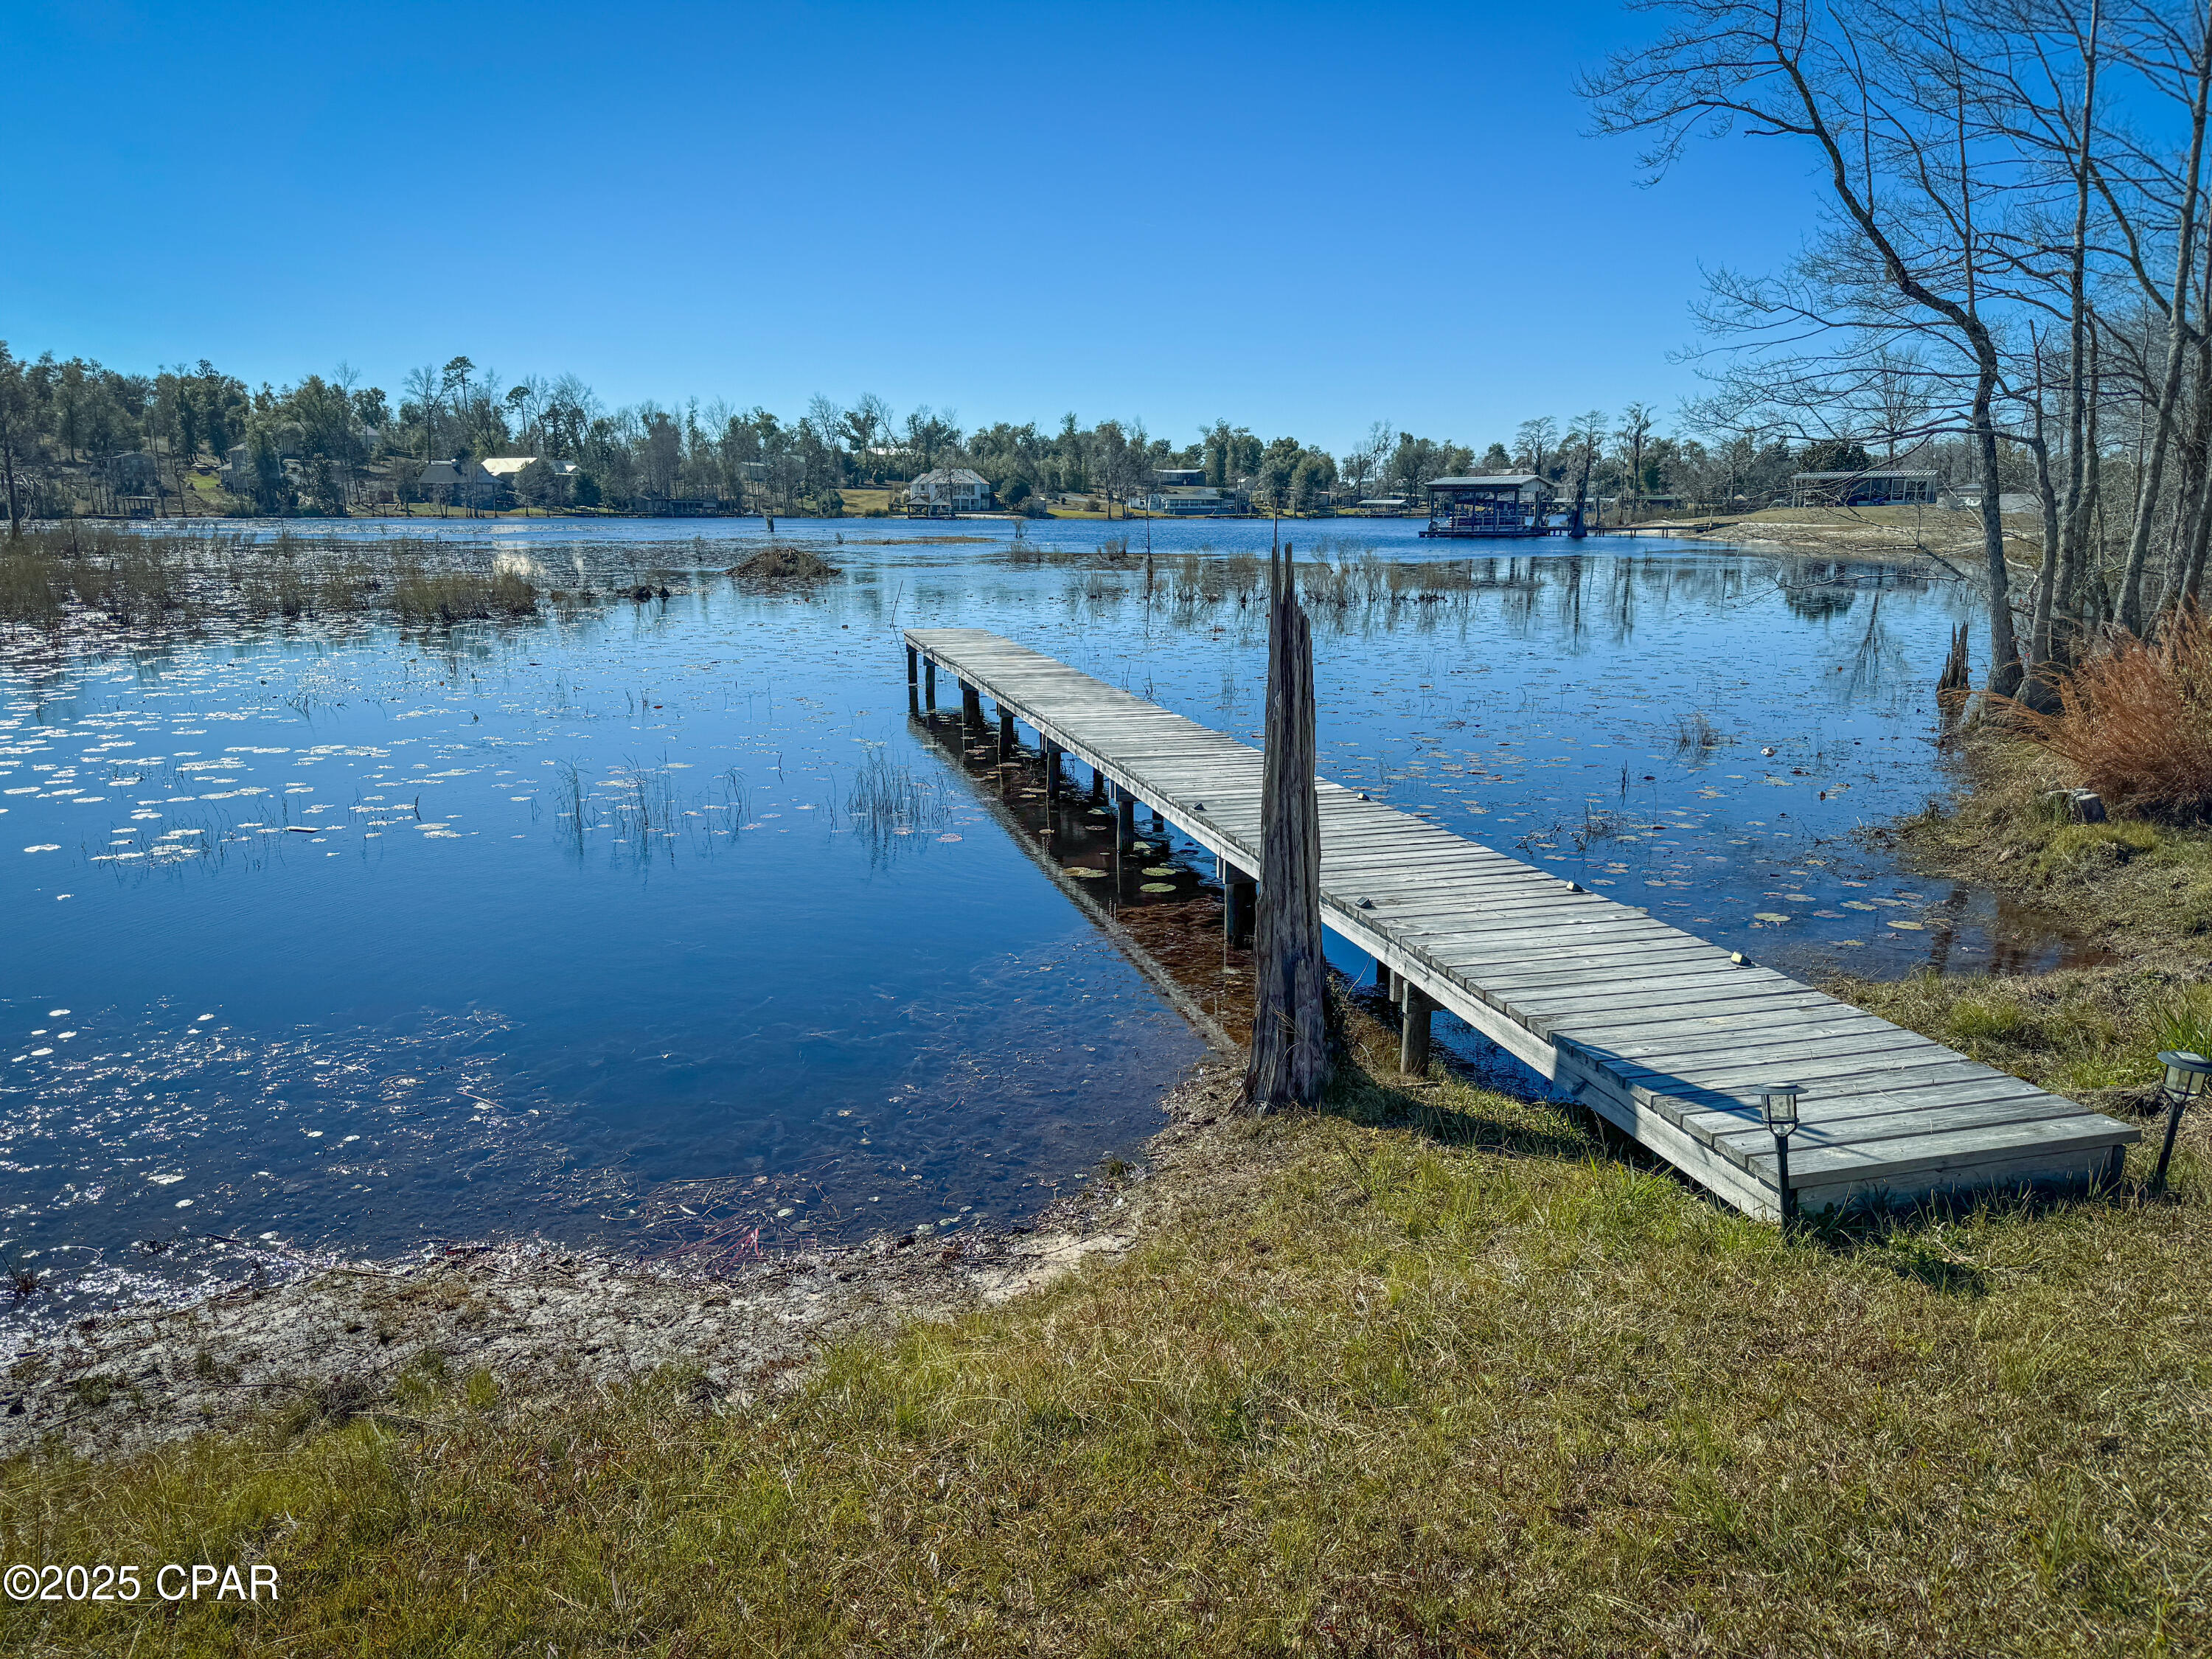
xmin=1557 ymin=555 xmax=1587 ymax=644
xmin=1837 ymin=591 xmax=1919 ymax=715
xmin=1040 ymin=549 xmax=1959 ymax=686
xmin=1784 ymin=566 xmax=1860 ymax=621
xmin=1775 ymin=555 xmax=1940 ymax=625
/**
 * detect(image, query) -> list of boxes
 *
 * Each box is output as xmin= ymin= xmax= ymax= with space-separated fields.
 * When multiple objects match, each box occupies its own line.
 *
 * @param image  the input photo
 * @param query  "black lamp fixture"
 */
xmin=1761 ymin=1083 xmax=1803 ymax=1225
xmin=2153 ymin=1050 xmax=2212 ymax=1189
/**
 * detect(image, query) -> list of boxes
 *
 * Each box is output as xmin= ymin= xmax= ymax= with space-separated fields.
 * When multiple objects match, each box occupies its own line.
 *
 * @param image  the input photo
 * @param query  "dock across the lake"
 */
xmin=904 ymin=627 xmax=2140 ymax=1220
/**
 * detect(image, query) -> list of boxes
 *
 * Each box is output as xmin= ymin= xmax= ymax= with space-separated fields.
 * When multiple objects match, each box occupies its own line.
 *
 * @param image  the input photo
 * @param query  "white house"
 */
xmin=478 ymin=456 xmax=539 ymax=488
xmin=906 ymin=467 xmax=992 ymax=515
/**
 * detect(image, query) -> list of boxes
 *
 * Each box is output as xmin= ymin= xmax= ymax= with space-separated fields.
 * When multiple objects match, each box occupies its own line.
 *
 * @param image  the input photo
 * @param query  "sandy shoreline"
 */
xmin=4 ymin=1063 xmax=1252 ymax=1461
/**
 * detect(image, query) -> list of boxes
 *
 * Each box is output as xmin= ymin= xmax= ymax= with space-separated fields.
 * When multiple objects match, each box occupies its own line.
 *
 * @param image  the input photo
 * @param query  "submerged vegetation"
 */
xmin=4 ymin=1004 xmax=2207 ymax=1653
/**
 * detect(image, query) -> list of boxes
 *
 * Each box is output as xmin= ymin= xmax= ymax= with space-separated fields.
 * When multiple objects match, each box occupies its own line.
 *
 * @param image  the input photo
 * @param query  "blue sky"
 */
xmin=1 ymin=1 xmax=1818 ymax=452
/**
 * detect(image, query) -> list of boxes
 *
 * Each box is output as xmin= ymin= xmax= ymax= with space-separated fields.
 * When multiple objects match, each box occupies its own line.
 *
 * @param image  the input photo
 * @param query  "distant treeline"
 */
xmin=0 ymin=342 xmax=1958 ymax=526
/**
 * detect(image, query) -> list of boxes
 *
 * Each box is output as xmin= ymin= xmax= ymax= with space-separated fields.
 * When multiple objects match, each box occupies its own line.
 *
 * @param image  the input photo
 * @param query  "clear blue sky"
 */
xmin=1 ymin=1 xmax=1817 ymax=453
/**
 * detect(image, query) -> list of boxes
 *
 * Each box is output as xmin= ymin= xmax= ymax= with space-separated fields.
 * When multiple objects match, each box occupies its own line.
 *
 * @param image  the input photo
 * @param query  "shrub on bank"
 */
xmin=2018 ymin=607 xmax=2212 ymax=817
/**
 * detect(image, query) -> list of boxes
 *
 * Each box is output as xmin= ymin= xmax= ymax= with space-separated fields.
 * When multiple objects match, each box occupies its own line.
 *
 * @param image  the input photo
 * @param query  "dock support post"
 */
xmin=1375 ymin=961 xmax=1393 ymax=1001
xmin=1399 ymin=981 xmax=1432 ymax=1077
xmin=1046 ymin=743 xmax=1062 ymax=799
xmin=1224 ymin=870 xmax=1256 ymax=949
xmin=906 ymin=644 xmax=917 ymax=687
xmin=924 ymin=660 xmax=936 ymax=709
xmin=998 ymin=707 xmax=1016 ymax=751
xmin=961 ymin=680 xmax=983 ymax=728
xmin=1116 ymin=787 xmax=1135 ymax=849
xmin=1090 ymin=764 xmax=1106 ymax=804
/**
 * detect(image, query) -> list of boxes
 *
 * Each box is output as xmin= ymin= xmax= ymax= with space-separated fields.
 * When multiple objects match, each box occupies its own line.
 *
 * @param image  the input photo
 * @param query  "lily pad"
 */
xmin=1753 ymin=911 xmax=1791 ymax=924
xmin=1142 ymin=866 xmax=1178 ymax=877
xmin=1140 ymin=882 xmax=1178 ymax=894
xmin=1068 ymin=867 xmax=1109 ymax=880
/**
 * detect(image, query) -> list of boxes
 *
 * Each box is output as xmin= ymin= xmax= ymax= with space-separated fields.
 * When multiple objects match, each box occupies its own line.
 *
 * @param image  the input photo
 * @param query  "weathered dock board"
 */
xmin=905 ymin=627 xmax=2140 ymax=1220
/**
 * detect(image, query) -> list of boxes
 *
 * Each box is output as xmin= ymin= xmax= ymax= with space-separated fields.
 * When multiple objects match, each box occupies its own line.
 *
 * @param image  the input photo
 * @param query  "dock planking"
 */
xmin=905 ymin=627 xmax=2138 ymax=1220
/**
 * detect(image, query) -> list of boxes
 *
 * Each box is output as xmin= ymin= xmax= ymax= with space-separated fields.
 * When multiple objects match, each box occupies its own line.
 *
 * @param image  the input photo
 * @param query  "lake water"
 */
xmin=0 ymin=516 xmax=2080 ymax=1343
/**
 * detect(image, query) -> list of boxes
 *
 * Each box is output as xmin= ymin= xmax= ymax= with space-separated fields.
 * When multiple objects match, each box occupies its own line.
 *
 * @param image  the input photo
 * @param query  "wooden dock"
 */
xmin=905 ymin=627 xmax=2140 ymax=1220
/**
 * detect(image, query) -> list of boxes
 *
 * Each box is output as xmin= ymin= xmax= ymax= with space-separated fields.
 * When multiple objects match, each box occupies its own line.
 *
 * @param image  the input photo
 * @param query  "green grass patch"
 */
xmin=1830 ymin=964 xmax=2184 ymax=1101
xmin=1891 ymin=728 xmax=2212 ymax=959
xmin=4 ymin=1014 xmax=2208 ymax=1652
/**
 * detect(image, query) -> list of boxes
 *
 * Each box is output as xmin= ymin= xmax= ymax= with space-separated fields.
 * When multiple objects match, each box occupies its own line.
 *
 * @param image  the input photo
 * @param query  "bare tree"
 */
xmin=1614 ymin=403 xmax=1655 ymax=524
xmin=1567 ymin=408 xmax=1608 ymax=536
xmin=1514 ymin=415 xmax=1560 ymax=478
xmin=1584 ymin=0 xmax=2028 ymax=691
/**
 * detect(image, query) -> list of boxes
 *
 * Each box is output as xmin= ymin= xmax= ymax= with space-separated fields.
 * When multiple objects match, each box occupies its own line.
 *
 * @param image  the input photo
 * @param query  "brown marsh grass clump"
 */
xmin=2014 ymin=606 xmax=2212 ymax=817
xmin=728 ymin=545 xmax=839 ymax=586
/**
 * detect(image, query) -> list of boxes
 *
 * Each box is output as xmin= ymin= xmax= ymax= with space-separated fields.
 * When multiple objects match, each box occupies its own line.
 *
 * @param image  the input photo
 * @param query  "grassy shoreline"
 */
xmin=1819 ymin=718 xmax=2212 ymax=1119
xmin=4 ymin=997 xmax=2205 ymax=1654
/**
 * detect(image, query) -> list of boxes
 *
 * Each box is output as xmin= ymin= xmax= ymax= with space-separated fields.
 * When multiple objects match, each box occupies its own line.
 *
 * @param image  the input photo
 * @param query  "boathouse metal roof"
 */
xmin=1427 ymin=474 xmax=1544 ymax=490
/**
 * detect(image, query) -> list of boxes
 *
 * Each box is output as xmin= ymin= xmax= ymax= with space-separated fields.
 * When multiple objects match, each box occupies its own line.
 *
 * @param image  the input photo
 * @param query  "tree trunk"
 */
xmin=2028 ymin=362 xmax=2062 ymax=667
xmin=2058 ymin=3 xmax=2101 ymax=651
xmin=2159 ymin=329 xmax=2212 ymax=616
xmin=1973 ymin=366 xmax=2024 ymax=696
xmin=2120 ymin=10 xmax=2212 ymax=633
xmin=1245 ymin=540 xmax=1328 ymax=1113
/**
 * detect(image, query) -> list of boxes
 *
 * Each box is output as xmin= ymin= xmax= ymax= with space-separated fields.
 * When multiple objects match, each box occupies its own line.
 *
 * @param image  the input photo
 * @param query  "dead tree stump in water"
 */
xmin=1245 ymin=540 xmax=1328 ymax=1113
xmin=1937 ymin=623 xmax=1970 ymax=726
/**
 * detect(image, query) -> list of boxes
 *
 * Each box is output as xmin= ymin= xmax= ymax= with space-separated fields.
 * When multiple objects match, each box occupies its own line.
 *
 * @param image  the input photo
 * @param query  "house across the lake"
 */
xmin=417 ymin=458 xmax=501 ymax=507
xmin=1144 ymin=466 xmax=1248 ymax=516
xmin=905 ymin=467 xmax=992 ymax=516
xmin=1421 ymin=473 xmax=1551 ymax=538
xmin=1789 ymin=469 xmax=1941 ymax=507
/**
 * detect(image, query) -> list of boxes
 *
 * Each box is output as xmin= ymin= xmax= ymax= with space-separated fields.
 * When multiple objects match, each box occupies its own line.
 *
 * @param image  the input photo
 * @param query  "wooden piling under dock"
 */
xmin=904 ymin=626 xmax=2140 ymax=1220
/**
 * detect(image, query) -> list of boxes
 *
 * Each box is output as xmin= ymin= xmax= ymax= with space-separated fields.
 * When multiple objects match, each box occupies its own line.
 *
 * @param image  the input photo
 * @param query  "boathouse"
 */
xmin=1789 ymin=469 xmax=1941 ymax=507
xmin=1422 ymin=473 xmax=1551 ymax=537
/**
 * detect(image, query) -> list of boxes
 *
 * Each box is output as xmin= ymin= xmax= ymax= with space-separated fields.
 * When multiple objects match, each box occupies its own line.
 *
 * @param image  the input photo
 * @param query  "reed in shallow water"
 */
xmin=0 ymin=524 xmax=543 ymax=630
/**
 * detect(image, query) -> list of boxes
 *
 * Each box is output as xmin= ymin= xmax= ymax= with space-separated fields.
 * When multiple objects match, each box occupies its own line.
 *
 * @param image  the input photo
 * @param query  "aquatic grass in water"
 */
xmin=844 ymin=748 xmax=948 ymax=864
xmin=1674 ymin=710 xmax=1725 ymax=751
xmin=389 ymin=563 xmax=536 ymax=624
xmin=0 ymin=526 xmax=545 ymax=633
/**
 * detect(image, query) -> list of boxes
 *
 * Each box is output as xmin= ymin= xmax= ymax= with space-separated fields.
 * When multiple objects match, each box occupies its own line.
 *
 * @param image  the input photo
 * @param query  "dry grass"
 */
xmin=4 ymin=1008 xmax=2208 ymax=1654
xmin=728 ymin=545 xmax=841 ymax=585
xmin=2004 ymin=608 xmax=2212 ymax=818
xmin=0 ymin=525 xmax=541 ymax=630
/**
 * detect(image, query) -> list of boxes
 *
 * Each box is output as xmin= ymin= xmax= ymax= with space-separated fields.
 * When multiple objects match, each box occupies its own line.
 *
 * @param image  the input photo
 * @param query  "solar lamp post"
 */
xmin=1761 ymin=1084 xmax=1803 ymax=1226
xmin=2153 ymin=1050 xmax=2212 ymax=1190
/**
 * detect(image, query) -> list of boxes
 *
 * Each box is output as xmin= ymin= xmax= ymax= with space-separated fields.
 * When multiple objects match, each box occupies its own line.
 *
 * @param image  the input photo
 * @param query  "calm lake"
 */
xmin=0 ymin=516 xmax=2070 ymax=1344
